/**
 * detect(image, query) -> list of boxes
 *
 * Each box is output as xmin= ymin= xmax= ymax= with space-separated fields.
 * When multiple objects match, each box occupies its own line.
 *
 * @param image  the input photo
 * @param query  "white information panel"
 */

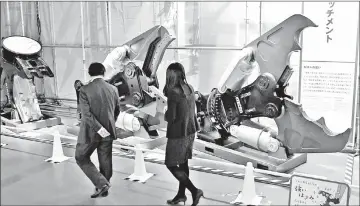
xmin=289 ymin=175 xmax=350 ymax=206
xmin=300 ymin=2 xmax=359 ymax=134
xmin=300 ymin=61 xmax=355 ymax=133
xmin=302 ymin=2 xmax=359 ymax=62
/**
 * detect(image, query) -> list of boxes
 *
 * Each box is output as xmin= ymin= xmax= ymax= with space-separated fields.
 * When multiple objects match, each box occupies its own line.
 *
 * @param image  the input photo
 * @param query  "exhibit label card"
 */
xmin=289 ymin=175 xmax=350 ymax=206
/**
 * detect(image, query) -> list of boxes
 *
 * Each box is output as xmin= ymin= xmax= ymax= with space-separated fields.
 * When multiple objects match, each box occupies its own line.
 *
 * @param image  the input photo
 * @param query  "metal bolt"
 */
xmin=132 ymin=93 xmax=142 ymax=106
xmin=258 ymin=76 xmax=269 ymax=90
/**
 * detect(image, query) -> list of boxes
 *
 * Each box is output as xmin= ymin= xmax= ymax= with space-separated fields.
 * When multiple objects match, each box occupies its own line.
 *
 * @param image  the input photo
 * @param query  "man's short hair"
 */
xmin=88 ymin=62 xmax=105 ymax=76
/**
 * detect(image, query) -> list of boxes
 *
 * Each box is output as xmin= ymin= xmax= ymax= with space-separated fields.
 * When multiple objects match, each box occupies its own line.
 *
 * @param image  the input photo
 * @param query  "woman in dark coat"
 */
xmin=163 ymin=62 xmax=203 ymax=206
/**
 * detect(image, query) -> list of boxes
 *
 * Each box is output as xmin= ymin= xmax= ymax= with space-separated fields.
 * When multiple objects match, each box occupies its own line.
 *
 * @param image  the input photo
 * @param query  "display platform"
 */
xmin=1 ymin=134 xmax=359 ymax=205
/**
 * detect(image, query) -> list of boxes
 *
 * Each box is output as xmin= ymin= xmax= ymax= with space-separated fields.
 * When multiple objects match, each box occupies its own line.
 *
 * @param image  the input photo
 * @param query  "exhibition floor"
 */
xmin=1 ymin=134 xmax=359 ymax=205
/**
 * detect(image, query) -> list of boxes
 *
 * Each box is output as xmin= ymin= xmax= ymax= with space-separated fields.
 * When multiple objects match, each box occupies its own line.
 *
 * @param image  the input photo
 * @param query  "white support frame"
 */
xmin=244 ymin=1 xmax=248 ymax=45
xmin=257 ymin=2 xmax=262 ymax=124
xmin=259 ymin=2 xmax=262 ymax=36
xmin=80 ymin=2 xmax=86 ymax=82
xmin=176 ymin=2 xmax=185 ymax=56
xmin=19 ymin=1 xmax=25 ymax=36
xmin=48 ymin=1 xmax=59 ymax=97
xmin=6 ymin=1 xmax=12 ymax=36
xmin=105 ymin=1 xmax=112 ymax=52
xmin=351 ymin=3 xmax=360 ymax=147
xmin=49 ymin=1 xmax=58 ymax=98
xmin=298 ymin=1 xmax=305 ymax=103
xmin=105 ymin=1 xmax=109 ymax=47
xmin=108 ymin=1 xmax=112 ymax=47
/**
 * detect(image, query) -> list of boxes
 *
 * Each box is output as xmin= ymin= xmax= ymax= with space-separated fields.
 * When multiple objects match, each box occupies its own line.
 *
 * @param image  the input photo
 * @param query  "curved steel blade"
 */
xmin=123 ymin=25 xmax=175 ymax=78
xmin=275 ymin=99 xmax=351 ymax=153
xmin=247 ymin=14 xmax=317 ymax=81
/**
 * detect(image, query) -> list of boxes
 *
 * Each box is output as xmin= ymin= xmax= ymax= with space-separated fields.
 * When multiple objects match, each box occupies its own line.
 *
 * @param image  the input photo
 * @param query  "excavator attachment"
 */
xmin=76 ymin=25 xmax=175 ymax=108
xmin=248 ymin=14 xmax=317 ymax=81
xmin=211 ymin=14 xmax=351 ymax=154
xmin=246 ymin=14 xmax=352 ymax=153
xmin=1 ymin=36 xmax=53 ymax=123
xmin=2 ymin=36 xmax=54 ymax=79
xmin=123 ymin=25 xmax=176 ymax=78
xmin=193 ymin=14 xmax=352 ymax=171
xmin=275 ymin=99 xmax=351 ymax=154
xmin=74 ymin=26 xmax=175 ymax=141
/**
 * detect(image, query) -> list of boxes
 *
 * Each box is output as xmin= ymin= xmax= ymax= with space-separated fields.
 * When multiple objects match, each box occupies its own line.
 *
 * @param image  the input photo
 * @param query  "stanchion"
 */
xmin=125 ymin=144 xmax=154 ymax=183
xmin=344 ymin=153 xmax=355 ymax=186
xmin=45 ymin=132 xmax=71 ymax=164
xmin=231 ymin=162 xmax=263 ymax=205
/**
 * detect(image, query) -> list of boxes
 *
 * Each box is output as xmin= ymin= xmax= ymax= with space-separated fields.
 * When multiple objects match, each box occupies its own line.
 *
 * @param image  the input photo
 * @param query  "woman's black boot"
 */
xmin=167 ymin=195 xmax=187 ymax=205
xmin=191 ymin=189 xmax=204 ymax=206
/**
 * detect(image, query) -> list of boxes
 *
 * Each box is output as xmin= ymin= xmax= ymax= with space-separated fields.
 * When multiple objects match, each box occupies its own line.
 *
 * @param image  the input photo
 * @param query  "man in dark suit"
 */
xmin=75 ymin=62 xmax=120 ymax=198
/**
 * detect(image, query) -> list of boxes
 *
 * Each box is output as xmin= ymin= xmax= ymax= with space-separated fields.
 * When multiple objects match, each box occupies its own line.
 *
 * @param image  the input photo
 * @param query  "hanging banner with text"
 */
xmin=300 ymin=2 xmax=359 ymax=134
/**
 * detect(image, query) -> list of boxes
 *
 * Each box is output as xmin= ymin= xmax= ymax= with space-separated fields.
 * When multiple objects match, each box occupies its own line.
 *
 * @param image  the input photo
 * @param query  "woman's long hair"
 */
xmin=163 ymin=62 xmax=188 ymax=97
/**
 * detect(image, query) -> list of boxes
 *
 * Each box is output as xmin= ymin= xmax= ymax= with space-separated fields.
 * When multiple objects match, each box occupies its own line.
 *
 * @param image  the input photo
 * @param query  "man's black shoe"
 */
xmin=94 ymin=188 xmax=109 ymax=197
xmin=101 ymin=191 xmax=109 ymax=197
xmin=91 ymin=184 xmax=110 ymax=198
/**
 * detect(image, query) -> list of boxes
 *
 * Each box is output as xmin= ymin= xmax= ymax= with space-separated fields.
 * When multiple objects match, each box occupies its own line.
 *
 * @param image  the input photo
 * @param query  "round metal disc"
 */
xmin=2 ymin=36 xmax=41 ymax=55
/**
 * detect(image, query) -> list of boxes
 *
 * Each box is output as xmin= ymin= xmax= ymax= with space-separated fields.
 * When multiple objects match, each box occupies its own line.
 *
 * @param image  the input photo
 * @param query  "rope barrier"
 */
xmin=0 ymin=124 xmax=329 ymax=180
xmin=3 ymin=120 xmax=359 ymax=188
xmin=1 ymin=129 xmax=359 ymax=203
xmin=2 ymin=127 xmax=359 ymax=190
xmin=1 ymin=131 xmax=291 ymax=187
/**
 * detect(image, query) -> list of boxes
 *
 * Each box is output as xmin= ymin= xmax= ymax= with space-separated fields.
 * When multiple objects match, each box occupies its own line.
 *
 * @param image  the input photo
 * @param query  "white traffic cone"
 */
xmin=45 ymin=132 xmax=71 ymax=164
xmin=231 ymin=162 xmax=263 ymax=205
xmin=125 ymin=145 xmax=154 ymax=183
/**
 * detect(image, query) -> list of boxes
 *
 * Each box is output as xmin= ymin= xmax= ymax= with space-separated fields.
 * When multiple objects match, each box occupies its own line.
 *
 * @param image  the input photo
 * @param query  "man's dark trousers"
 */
xmin=75 ymin=78 xmax=120 ymax=189
xmin=75 ymin=138 xmax=113 ymax=188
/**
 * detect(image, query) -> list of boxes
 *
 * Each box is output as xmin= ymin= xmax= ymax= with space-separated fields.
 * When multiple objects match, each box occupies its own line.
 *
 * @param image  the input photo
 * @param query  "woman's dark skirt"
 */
xmin=165 ymin=133 xmax=196 ymax=167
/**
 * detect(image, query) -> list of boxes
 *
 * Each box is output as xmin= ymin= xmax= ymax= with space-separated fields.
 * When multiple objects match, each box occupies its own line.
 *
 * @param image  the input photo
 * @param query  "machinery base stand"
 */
xmin=194 ymin=138 xmax=307 ymax=172
xmin=1 ymin=115 xmax=61 ymax=132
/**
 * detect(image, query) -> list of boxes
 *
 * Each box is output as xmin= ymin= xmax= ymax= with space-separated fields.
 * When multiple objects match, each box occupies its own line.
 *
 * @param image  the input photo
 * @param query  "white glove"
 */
xmin=97 ymin=127 xmax=110 ymax=138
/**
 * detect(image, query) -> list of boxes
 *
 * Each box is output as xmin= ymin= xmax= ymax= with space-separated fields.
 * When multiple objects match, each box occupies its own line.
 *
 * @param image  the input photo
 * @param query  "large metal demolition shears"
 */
xmin=74 ymin=15 xmax=351 ymax=172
